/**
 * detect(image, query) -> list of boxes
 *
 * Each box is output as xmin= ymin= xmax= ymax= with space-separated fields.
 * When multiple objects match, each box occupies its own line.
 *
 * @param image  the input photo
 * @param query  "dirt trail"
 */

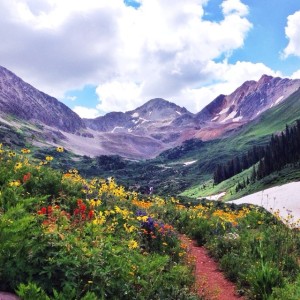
xmin=0 ymin=292 xmax=19 ymax=300
xmin=181 ymin=235 xmax=244 ymax=300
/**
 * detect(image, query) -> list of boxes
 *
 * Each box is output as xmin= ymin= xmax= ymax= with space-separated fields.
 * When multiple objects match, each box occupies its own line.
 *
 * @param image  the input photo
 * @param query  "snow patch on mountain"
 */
xmin=221 ymin=111 xmax=237 ymax=123
xmin=111 ymin=126 xmax=124 ymax=133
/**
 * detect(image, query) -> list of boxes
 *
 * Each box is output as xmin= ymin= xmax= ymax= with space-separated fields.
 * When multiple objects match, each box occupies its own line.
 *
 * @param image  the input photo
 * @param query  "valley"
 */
xmin=1 ymin=65 xmax=300 ymax=299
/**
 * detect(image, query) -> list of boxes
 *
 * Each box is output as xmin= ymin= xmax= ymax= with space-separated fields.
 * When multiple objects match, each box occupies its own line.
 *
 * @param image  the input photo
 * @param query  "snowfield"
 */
xmin=229 ymin=182 xmax=300 ymax=227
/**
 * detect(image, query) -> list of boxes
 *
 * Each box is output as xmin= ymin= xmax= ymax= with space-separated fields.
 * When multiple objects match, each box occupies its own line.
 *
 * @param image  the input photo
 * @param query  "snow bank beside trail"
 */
xmin=229 ymin=182 xmax=300 ymax=227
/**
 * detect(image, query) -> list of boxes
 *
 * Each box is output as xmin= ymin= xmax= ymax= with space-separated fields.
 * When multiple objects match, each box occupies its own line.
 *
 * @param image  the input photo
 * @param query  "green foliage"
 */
xmin=0 ymin=146 xmax=198 ymax=299
xmin=247 ymin=262 xmax=283 ymax=300
xmin=16 ymin=282 xmax=50 ymax=300
xmin=270 ymin=274 xmax=300 ymax=300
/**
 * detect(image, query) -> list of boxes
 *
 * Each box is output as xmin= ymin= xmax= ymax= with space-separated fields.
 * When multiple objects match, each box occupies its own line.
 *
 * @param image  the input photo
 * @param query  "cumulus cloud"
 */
xmin=96 ymin=81 xmax=143 ymax=112
xmin=73 ymin=106 xmax=101 ymax=119
xmin=221 ymin=0 xmax=249 ymax=17
xmin=0 ymin=0 xmax=278 ymax=114
xmin=283 ymin=10 xmax=300 ymax=57
xmin=291 ymin=69 xmax=300 ymax=80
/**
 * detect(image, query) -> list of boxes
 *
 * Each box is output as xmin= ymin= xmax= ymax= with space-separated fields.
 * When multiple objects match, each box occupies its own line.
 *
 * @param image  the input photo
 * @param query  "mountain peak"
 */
xmin=258 ymin=74 xmax=273 ymax=82
xmin=129 ymin=98 xmax=191 ymax=122
xmin=135 ymin=98 xmax=183 ymax=111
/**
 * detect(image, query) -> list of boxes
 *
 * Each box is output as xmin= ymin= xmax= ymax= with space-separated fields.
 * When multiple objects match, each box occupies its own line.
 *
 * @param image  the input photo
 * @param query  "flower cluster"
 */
xmin=73 ymin=199 xmax=94 ymax=222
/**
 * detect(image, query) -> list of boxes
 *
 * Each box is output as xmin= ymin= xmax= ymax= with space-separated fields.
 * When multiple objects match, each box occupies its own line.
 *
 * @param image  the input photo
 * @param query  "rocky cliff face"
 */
xmin=196 ymin=75 xmax=300 ymax=125
xmin=0 ymin=66 xmax=85 ymax=133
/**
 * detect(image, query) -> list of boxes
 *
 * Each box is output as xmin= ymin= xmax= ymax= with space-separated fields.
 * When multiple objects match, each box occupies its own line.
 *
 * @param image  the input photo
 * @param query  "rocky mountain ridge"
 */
xmin=0 ymin=66 xmax=85 ymax=133
xmin=1 ymin=65 xmax=300 ymax=158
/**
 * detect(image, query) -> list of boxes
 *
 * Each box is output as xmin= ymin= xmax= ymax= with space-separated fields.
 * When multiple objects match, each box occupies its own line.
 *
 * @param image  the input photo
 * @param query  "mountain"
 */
xmin=1 ymin=65 xmax=300 ymax=159
xmin=84 ymin=98 xmax=196 ymax=143
xmin=0 ymin=66 xmax=85 ymax=133
xmin=193 ymin=75 xmax=300 ymax=140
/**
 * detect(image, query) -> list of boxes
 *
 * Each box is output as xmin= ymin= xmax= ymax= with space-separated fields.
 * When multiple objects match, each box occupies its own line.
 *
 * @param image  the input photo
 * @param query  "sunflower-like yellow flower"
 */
xmin=21 ymin=148 xmax=31 ymax=154
xmin=14 ymin=162 xmax=23 ymax=171
xmin=56 ymin=146 xmax=64 ymax=152
xmin=9 ymin=180 xmax=21 ymax=187
xmin=128 ymin=240 xmax=138 ymax=249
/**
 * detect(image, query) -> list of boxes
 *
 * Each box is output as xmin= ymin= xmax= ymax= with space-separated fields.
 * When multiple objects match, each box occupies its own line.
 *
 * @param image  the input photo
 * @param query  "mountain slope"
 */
xmin=0 ymin=66 xmax=85 ymax=133
xmin=193 ymin=75 xmax=300 ymax=140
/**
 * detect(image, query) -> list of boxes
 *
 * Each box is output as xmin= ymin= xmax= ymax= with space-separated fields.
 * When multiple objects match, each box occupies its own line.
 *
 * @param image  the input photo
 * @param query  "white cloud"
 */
xmin=0 ymin=0 xmax=279 ymax=115
xmin=73 ymin=106 xmax=101 ymax=119
xmin=291 ymin=69 xmax=300 ymax=79
xmin=221 ymin=0 xmax=249 ymax=17
xmin=283 ymin=10 xmax=300 ymax=57
xmin=94 ymin=0 xmax=253 ymax=113
xmin=96 ymin=81 xmax=143 ymax=112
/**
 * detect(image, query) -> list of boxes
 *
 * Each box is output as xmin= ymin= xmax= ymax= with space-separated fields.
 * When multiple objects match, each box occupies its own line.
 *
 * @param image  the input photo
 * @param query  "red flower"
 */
xmin=37 ymin=207 xmax=47 ymax=215
xmin=88 ymin=210 xmax=94 ymax=219
xmin=47 ymin=206 xmax=53 ymax=214
xmin=23 ymin=172 xmax=31 ymax=183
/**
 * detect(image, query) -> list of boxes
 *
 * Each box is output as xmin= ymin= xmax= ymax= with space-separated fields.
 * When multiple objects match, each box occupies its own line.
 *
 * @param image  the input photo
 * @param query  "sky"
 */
xmin=0 ymin=0 xmax=300 ymax=118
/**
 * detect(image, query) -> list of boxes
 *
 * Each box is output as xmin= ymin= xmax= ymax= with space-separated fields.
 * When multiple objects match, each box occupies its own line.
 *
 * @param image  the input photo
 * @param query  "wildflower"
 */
xmin=8 ymin=151 xmax=16 ymax=157
xmin=14 ymin=162 xmax=23 ymax=171
xmin=9 ymin=180 xmax=21 ymax=187
xmin=93 ymin=212 xmax=106 ymax=225
xmin=124 ymin=223 xmax=136 ymax=233
xmin=45 ymin=156 xmax=53 ymax=161
xmin=21 ymin=148 xmax=31 ymax=154
xmin=128 ymin=240 xmax=138 ymax=249
xmin=56 ymin=146 xmax=64 ymax=152
xmin=90 ymin=199 xmax=102 ymax=207
xmin=37 ymin=207 xmax=47 ymax=215
xmin=23 ymin=172 xmax=31 ymax=183
xmin=88 ymin=210 xmax=94 ymax=219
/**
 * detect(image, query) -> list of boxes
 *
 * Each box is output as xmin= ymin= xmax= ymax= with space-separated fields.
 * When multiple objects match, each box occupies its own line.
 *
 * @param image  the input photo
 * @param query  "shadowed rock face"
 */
xmin=0 ymin=66 xmax=85 ymax=133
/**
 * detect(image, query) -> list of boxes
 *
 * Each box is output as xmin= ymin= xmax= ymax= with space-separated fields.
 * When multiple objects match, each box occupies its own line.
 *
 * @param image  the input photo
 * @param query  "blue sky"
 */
xmin=0 ymin=0 xmax=300 ymax=117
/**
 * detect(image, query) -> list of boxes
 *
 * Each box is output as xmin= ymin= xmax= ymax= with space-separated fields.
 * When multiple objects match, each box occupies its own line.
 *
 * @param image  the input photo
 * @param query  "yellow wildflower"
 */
xmin=14 ymin=162 xmax=23 ymax=171
xmin=9 ymin=180 xmax=21 ymax=187
xmin=56 ymin=146 xmax=64 ymax=152
xmin=123 ymin=223 xmax=136 ymax=233
xmin=21 ymin=148 xmax=31 ymax=154
xmin=8 ymin=151 xmax=16 ymax=157
xmin=128 ymin=240 xmax=138 ymax=249
xmin=45 ymin=156 xmax=53 ymax=161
